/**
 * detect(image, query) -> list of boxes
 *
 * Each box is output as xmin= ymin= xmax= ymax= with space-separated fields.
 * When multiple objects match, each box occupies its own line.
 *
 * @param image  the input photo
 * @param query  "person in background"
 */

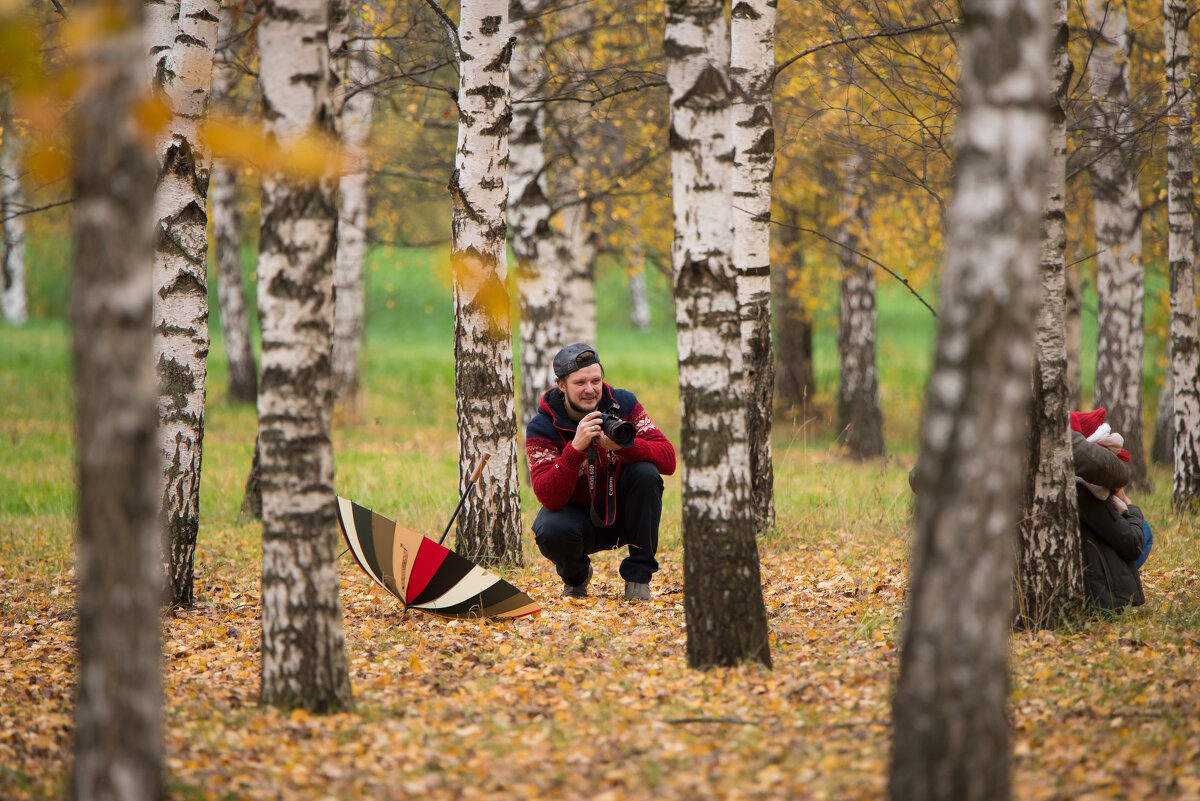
xmin=1071 ymin=409 xmax=1150 ymax=609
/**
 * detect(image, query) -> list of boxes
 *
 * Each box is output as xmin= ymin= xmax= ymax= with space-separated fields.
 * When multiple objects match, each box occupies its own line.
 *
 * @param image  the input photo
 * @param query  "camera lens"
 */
xmin=600 ymin=412 xmax=635 ymax=447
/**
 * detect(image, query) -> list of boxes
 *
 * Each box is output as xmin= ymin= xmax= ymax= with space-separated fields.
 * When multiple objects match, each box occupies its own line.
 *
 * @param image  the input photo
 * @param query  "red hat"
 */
xmin=1070 ymin=408 xmax=1106 ymax=438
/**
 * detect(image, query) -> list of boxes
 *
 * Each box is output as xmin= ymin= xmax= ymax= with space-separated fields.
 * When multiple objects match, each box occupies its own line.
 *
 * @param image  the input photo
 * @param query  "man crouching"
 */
xmin=525 ymin=343 xmax=676 ymax=601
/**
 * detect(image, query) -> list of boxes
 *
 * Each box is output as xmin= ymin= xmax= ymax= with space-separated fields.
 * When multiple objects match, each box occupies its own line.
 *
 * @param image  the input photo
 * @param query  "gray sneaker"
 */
xmin=561 ymin=565 xmax=592 ymax=598
xmin=624 ymin=581 xmax=651 ymax=601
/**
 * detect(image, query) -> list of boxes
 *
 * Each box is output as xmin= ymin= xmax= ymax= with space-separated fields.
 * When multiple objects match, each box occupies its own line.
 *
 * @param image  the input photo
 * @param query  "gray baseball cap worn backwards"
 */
xmin=553 ymin=343 xmax=601 ymax=379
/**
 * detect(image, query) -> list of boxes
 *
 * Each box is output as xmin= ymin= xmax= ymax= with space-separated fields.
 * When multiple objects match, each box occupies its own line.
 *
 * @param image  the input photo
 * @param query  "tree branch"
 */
xmin=419 ymin=0 xmax=462 ymax=71
xmin=758 ymin=210 xmax=939 ymax=319
xmin=771 ymin=18 xmax=959 ymax=86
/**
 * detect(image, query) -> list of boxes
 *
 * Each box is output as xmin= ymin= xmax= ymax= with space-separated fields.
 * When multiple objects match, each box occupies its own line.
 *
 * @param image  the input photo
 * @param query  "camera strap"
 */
xmin=586 ymin=448 xmax=617 ymax=528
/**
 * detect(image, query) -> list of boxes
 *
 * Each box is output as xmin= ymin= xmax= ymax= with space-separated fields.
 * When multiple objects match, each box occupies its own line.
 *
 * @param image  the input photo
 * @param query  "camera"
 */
xmin=599 ymin=410 xmax=636 ymax=448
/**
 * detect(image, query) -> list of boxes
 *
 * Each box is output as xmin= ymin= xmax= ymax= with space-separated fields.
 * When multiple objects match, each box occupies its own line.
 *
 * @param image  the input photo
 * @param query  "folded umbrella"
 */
xmin=335 ymin=496 xmax=540 ymax=620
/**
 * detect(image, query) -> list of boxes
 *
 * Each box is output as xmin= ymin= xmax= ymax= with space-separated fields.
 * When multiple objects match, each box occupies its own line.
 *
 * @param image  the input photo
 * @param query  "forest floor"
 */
xmin=3 ymin=510 xmax=1199 ymax=801
xmin=3 ymin=265 xmax=1198 ymax=799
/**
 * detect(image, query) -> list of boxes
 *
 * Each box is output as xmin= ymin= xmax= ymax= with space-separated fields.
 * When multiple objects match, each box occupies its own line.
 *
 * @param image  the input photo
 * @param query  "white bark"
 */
xmin=1164 ymin=0 xmax=1200 ymax=510
xmin=890 ymin=0 xmax=1049 ymax=795
xmin=731 ymin=0 xmax=776 ymax=530
xmin=1 ymin=123 xmax=26 ymax=324
xmin=1016 ymin=0 xmax=1083 ymax=630
xmin=70 ymin=1 xmax=162 ymax=797
xmin=209 ymin=1 xmax=257 ymax=404
xmin=145 ymin=0 xmax=219 ymax=607
xmin=332 ymin=3 xmax=379 ymax=404
xmin=668 ymin=0 xmax=770 ymax=669
xmin=1085 ymin=0 xmax=1147 ymax=485
xmin=510 ymin=0 xmax=561 ymax=427
xmin=256 ymin=0 xmax=351 ymax=711
xmin=836 ymin=153 xmax=884 ymax=459
xmin=450 ymin=0 xmax=522 ymax=565
xmin=551 ymin=0 xmax=597 ymax=345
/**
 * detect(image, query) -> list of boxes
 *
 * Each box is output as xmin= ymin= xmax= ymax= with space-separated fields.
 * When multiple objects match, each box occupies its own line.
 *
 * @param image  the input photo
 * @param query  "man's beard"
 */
xmin=566 ymin=394 xmax=599 ymax=417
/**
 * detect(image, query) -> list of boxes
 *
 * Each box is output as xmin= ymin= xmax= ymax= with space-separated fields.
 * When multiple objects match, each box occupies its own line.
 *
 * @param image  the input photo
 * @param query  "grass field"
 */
xmin=2 ymin=246 xmax=1198 ymax=800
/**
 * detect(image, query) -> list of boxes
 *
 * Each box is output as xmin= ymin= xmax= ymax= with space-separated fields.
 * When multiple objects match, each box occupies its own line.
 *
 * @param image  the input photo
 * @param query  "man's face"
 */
xmin=559 ymin=363 xmax=604 ymax=417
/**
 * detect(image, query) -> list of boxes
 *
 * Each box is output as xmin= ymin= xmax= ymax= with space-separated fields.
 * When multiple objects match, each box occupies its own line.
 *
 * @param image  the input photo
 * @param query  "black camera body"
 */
xmin=599 ymin=409 xmax=636 ymax=448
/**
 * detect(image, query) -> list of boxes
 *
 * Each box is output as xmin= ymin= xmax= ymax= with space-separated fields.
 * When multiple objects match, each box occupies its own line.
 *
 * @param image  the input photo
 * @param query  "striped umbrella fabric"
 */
xmin=336 ymin=497 xmax=540 ymax=620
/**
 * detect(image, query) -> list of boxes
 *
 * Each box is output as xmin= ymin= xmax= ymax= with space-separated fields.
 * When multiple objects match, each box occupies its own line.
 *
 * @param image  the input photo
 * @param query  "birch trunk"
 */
xmin=146 ymin=0 xmax=219 ymax=608
xmin=667 ymin=0 xmax=770 ymax=670
xmin=628 ymin=251 xmax=652 ymax=331
xmin=774 ymin=213 xmax=816 ymax=415
xmin=731 ymin=0 xmax=776 ymax=532
xmin=70 ymin=1 xmax=163 ymax=797
xmin=889 ymin=0 xmax=1049 ymax=796
xmin=210 ymin=3 xmax=258 ymax=404
xmin=511 ymin=0 xmax=561 ymax=427
xmin=256 ymin=0 xmax=351 ymax=711
xmin=552 ymin=0 xmax=596 ymax=345
xmin=1164 ymin=0 xmax=1200 ymax=511
xmin=1065 ymin=262 xmax=1082 ymax=408
xmin=836 ymin=154 xmax=884 ymax=459
xmin=449 ymin=0 xmax=522 ymax=566
xmin=1085 ymin=0 xmax=1148 ymax=488
xmin=332 ymin=3 xmax=379 ymax=405
xmin=1151 ymin=365 xmax=1171 ymax=465
xmin=2 ymin=121 xmax=27 ymax=325
xmin=1016 ymin=0 xmax=1083 ymax=631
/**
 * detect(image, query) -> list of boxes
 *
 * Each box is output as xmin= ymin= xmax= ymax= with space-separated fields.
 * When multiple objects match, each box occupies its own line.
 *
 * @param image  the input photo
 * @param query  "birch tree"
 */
xmin=332 ymin=0 xmax=380 ymax=405
xmin=510 ymin=0 xmax=561 ymax=427
xmin=1084 ymin=0 xmax=1148 ymax=488
xmin=146 ymin=0 xmax=220 ymax=607
xmin=889 ymin=0 xmax=1048 ymax=796
xmin=774 ymin=203 xmax=816 ymax=416
xmin=2 ymin=115 xmax=27 ymax=325
xmin=256 ymin=0 xmax=351 ymax=711
xmin=1016 ymin=0 xmax=1082 ymax=630
xmin=449 ymin=0 xmax=523 ymax=566
xmin=210 ymin=2 xmax=258 ymax=404
xmin=836 ymin=153 xmax=884 ymax=459
xmin=70 ymin=0 xmax=163 ymax=795
xmin=667 ymin=0 xmax=771 ymax=669
xmin=552 ymin=0 xmax=597 ymax=345
xmin=1164 ymin=0 xmax=1200 ymax=511
xmin=730 ymin=0 xmax=777 ymax=532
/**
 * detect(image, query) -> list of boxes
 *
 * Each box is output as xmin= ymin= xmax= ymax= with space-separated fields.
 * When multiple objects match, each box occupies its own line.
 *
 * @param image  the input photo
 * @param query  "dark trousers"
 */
xmin=532 ymin=461 xmax=663 ymax=585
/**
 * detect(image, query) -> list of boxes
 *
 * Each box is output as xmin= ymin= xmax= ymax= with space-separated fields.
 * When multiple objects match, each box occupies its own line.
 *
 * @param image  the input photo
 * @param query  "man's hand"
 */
xmin=596 ymin=433 xmax=623 ymax=452
xmin=571 ymin=411 xmax=603 ymax=452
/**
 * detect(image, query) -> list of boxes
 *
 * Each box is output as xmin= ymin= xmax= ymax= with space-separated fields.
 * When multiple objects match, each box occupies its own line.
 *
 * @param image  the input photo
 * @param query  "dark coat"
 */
xmin=1077 ymin=485 xmax=1145 ymax=609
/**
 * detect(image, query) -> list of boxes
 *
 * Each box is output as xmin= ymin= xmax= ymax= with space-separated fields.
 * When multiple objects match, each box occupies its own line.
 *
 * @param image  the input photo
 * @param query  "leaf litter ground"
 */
xmin=2 ymin=531 xmax=1200 ymax=800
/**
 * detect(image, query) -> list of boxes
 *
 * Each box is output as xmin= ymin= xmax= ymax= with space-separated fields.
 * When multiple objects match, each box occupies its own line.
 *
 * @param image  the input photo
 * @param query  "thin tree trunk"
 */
xmin=511 ymin=0 xmax=561 ymax=428
xmin=836 ymin=154 xmax=884 ymax=459
xmin=552 ymin=0 xmax=597 ymax=345
xmin=256 ymin=0 xmax=351 ymax=712
xmin=146 ymin=0 xmax=220 ymax=608
xmin=1065 ymin=262 xmax=1082 ymax=408
xmin=449 ymin=0 xmax=522 ymax=566
xmin=731 ymin=0 xmax=776 ymax=532
xmin=1016 ymin=0 xmax=1083 ymax=631
xmin=774 ymin=214 xmax=816 ymax=417
xmin=2 ymin=119 xmax=27 ymax=325
xmin=1151 ymin=362 xmax=1172 ymax=465
xmin=331 ymin=0 xmax=377 ymax=406
xmin=70 ymin=1 xmax=163 ymax=797
xmin=211 ymin=2 xmax=258 ymax=404
xmin=628 ymin=249 xmax=652 ymax=332
xmin=1164 ymin=0 xmax=1200 ymax=511
xmin=889 ymin=0 xmax=1049 ymax=796
xmin=1085 ymin=0 xmax=1148 ymax=489
xmin=667 ymin=0 xmax=771 ymax=670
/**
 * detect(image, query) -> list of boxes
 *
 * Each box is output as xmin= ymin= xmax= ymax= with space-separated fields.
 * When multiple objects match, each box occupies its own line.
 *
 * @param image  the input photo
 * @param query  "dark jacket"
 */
xmin=1071 ymin=429 xmax=1131 ymax=489
xmin=1077 ymin=485 xmax=1145 ymax=609
xmin=525 ymin=384 xmax=676 ymax=513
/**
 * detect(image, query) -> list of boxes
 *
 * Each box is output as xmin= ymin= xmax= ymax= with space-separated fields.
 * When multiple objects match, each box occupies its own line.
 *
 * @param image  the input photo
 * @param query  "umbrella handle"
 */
xmin=438 ymin=452 xmax=490 ymax=545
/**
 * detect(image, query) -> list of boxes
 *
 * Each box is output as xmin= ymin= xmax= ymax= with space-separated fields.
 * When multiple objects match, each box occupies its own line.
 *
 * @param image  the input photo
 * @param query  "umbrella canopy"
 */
xmin=336 ymin=497 xmax=540 ymax=620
